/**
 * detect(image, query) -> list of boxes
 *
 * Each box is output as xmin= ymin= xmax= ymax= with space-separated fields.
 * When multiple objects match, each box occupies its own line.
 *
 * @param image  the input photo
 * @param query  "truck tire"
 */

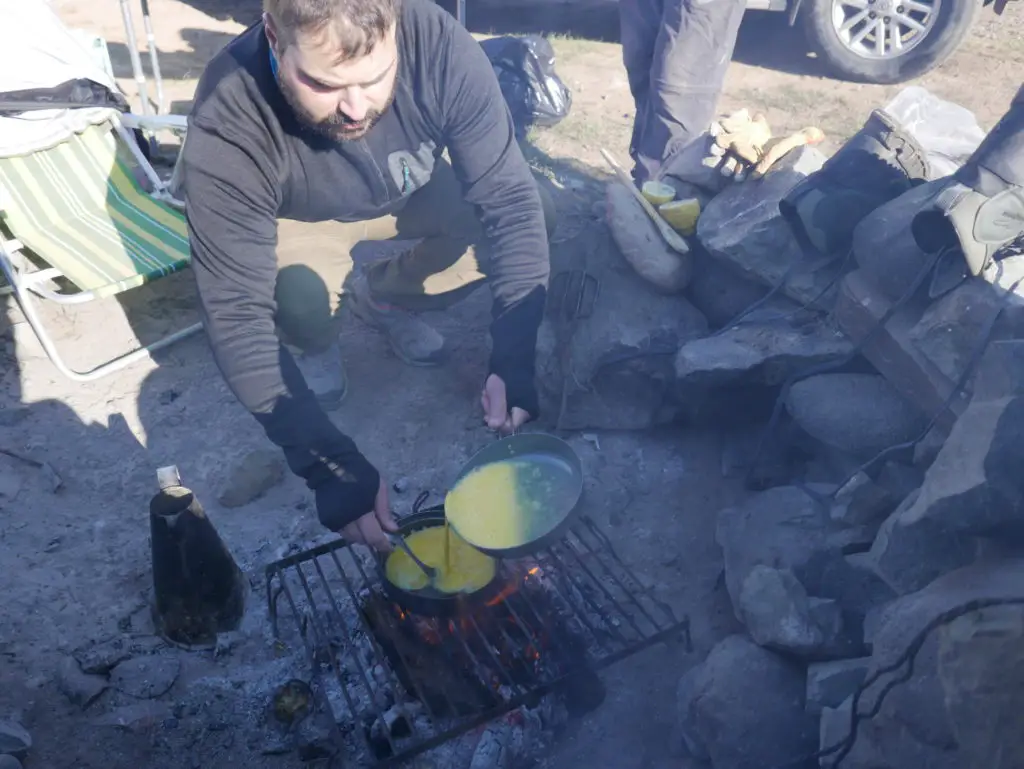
xmin=802 ymin=0 xmax=977 ymax=84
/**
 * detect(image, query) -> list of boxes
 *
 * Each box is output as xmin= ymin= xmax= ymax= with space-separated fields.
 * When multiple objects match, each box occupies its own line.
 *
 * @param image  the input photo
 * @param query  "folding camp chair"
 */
xmin=0 ymin=116 xmax=202 ymax=382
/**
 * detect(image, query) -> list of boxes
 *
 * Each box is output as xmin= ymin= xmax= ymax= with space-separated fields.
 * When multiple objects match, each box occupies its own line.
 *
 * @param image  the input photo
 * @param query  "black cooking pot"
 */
xmin=376 ymin=504 xmax=506 ymax=617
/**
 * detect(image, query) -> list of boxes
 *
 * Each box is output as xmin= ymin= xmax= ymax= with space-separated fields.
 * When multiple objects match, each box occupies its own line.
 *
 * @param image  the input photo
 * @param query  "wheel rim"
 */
xmin=830 ymin=0 xmax=940 ymax=60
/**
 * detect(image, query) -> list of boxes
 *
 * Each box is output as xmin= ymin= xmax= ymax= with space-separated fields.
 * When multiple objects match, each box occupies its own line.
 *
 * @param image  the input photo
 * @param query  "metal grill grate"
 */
xmin=265 ymin=503 xmax=691 ymax=767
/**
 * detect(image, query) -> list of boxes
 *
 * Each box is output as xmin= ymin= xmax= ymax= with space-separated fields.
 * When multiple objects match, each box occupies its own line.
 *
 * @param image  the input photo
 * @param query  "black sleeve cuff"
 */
xmin=311 ymin=452 xmax=381 ymax=530
xmin=252 ymin=347 xmax=380 ymax=530
xmin=488 ymin=285 xmax=546 ymax=419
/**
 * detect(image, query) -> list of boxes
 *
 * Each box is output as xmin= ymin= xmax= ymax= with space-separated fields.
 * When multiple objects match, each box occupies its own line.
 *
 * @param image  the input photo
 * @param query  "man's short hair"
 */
xmin=264 ymin=0 xmax=399 ymax=58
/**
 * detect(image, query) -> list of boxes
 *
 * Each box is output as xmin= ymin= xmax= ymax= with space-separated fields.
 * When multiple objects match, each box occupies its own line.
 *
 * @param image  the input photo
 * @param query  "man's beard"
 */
xmin=279 ymin=77 xmax=396 ymax=142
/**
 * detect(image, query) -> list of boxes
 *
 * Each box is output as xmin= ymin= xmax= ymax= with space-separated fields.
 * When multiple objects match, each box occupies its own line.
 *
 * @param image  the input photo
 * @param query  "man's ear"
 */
xmin=264 ymin=12 xmax=279 ymax=52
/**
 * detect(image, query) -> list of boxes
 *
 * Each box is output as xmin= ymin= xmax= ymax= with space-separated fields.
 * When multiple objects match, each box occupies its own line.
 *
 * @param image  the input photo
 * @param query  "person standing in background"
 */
xmin=619 ymin=0 xmax=747 ymax=186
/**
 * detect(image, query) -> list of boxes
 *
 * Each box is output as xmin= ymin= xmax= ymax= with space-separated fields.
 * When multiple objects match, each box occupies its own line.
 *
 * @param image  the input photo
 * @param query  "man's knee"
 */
xmin=274 ymin=263 xmax=337 ymax=353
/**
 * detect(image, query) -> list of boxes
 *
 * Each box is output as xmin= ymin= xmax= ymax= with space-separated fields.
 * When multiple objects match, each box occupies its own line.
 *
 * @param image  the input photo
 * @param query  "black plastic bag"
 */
xmin=480 ymin=35 xmax=572 ymax=140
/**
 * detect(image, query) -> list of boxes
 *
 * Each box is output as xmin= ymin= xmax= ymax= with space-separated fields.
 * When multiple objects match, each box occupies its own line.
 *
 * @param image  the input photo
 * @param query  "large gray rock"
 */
xmin=685 ymin=250 xmax=803 ymax=329
xmin=908 ymin=279 xmax=1024 ymax=390
xmin=604 ymin=181 xmax=691 ymax=294
xmin=851 ymin=179 xmax=948 ymax=304
xmin=697 ymin=147 xmax=838 ymax=309
xmin=536 ymin=228 xmax=709 ymax=430
xmin=866 ymin=393 xmax=1024 ymax=595
xmin=832 ymin=558 xmax=1024 ymax=769
xmin=785 ymin=373 xmax=928 ymax=457
xmin=676 ymin=634 xmax=818 ymax=769
xmin=674 ymin=321 xmax=853 ymax=391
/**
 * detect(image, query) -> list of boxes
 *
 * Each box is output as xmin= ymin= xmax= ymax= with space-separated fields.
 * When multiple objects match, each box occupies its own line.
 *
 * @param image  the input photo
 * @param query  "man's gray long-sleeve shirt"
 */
xmin=182 ymin=0 xmax=550 ymax=529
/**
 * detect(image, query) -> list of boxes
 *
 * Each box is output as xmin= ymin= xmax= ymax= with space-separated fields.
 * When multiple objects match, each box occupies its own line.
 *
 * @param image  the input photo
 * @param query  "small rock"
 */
xmin=806 ymin=658 xmax=869 ymax=713
xmin=697 ymin=146 xmax=837 ymax=308
xmin=110 ymin=655 xmax=181 ymax=699
xmin=676 ymin=635 xmax=817 ymax=769
xmin=0 ymin=720 xmax=31 ymax=759
xmin=785 ymin=373 xmax=928 ymax=457
xmin=391 ymin=478 xmax=409 ymax=494
xmin=674 ymin=320 xmax=853 ymax=391
xmin=867 ymin=394 xmax=1024 ymax=594
xmin=57 ymin=656 xmax=108 ymax=708
xmin=74 ymin=636 xmax=132 ymax=674
xmin=217 ymin=449 xmax=286 ymax=508
xmin=0 ymin=755 xmax=23 ymax=769
xmin=737 ymin=565 xmax=837 ymax=658
xmin=93 ymin=701 xmax=173 ymax=732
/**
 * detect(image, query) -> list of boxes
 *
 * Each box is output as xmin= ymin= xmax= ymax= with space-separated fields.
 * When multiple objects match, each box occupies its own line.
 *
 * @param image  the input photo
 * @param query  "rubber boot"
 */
xmin=912 ymin=85 xmax=1024 ymax=276
xmin=780 ymin=109 xmax=931 ymax=258
xmin=150 ymin=465 xmax=247 ymax=647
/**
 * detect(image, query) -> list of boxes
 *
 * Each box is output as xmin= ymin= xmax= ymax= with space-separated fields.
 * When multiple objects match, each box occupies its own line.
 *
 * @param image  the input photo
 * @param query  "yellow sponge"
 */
xmin=658 ymin=198 xmax=701 ymax=236
xmin=641 ymin=181 xmax=676 ymax=206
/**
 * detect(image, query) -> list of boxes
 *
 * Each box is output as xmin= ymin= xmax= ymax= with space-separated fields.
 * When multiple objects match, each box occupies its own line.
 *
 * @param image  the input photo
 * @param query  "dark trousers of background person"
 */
xmin=620 ymin=0 xmax=747 ymax=185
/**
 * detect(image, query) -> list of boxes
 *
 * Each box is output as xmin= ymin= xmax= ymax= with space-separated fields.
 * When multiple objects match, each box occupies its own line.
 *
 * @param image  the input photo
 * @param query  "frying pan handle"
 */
xmin=411 ymin=490 xmax=431 ymax=515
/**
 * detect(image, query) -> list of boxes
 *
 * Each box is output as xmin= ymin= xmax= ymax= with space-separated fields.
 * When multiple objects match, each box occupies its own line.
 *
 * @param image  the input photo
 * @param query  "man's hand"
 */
xmin=340 ymin=476 xmax=397 ymax=552
xmin=481 ymin=373 xmax=531 ymax=435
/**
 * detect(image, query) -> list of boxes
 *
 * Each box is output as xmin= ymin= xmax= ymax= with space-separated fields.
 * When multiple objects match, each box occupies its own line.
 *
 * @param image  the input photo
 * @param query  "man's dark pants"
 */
xmin=273 ymin=160 xmax=557 ymax=354
xmin=620 ymin=0 xmax=747 ymax=185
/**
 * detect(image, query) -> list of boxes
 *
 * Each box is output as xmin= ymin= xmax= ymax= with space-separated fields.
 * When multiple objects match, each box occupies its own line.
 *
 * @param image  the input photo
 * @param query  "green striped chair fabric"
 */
xmin=0 ymin=122 xmax=190 ymax=299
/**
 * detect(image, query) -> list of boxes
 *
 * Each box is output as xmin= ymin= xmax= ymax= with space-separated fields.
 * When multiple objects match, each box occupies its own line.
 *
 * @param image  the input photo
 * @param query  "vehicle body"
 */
xmin=752 ymin=0 xmax=1004 ymax=84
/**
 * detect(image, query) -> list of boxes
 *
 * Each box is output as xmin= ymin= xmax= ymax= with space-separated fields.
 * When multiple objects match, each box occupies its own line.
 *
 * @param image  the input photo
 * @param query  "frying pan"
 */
xmin=446 ymin=432 xmax=585 ymax=559
xmin=377 ymin=505 xmax=505 ymax=617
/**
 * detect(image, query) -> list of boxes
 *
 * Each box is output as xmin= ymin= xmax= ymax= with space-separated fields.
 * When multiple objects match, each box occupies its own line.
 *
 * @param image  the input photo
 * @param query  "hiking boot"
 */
xmin=292 ymin=339 xmax=348 ymax=411
xmin=780 ymin=109 xmax=931 ymax=258
xmin=346 ymin=272 xmax=448 ymax=367
xmin=912 ymin=85 xmax=1024 ymax=276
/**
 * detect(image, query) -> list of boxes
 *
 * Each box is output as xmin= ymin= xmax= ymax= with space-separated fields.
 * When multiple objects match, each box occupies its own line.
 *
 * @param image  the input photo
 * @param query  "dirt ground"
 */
xmin=1 ymin=1 xmax=1022 ymax=767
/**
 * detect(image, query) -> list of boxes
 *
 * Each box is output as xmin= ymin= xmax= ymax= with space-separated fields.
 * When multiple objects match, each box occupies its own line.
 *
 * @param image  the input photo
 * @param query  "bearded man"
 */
xmin=182 ymin=0 xmax=554 ymax=551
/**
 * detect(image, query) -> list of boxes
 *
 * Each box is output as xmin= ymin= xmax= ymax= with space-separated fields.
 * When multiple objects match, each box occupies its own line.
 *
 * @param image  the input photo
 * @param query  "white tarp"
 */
xmin=0 ymin=0 xmax=122 ymax=157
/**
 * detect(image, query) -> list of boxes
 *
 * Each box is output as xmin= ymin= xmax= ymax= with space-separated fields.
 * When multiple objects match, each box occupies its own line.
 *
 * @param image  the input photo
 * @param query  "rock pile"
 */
xmin=585 ymin=106 xmax=1024 ymax=769
xmin=676 ymin=341 xmax=1024 ymax=769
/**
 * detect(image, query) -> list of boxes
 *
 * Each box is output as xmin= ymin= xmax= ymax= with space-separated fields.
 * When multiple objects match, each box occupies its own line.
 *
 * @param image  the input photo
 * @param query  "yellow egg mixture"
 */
xmin=385 ymin=525 xmax=496 ymax=594
xmin=445 ymin=457 xmax=575 ymax=550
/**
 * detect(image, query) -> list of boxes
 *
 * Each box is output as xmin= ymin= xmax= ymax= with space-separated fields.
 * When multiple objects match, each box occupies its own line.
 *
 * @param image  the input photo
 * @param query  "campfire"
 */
xmin=265 ymin=505 xmax=690 ymax=767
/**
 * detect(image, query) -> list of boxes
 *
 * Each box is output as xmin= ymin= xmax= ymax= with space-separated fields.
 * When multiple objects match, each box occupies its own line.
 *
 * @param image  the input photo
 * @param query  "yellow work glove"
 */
xmin=707 ymin=109 xmax=825 ymax=182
